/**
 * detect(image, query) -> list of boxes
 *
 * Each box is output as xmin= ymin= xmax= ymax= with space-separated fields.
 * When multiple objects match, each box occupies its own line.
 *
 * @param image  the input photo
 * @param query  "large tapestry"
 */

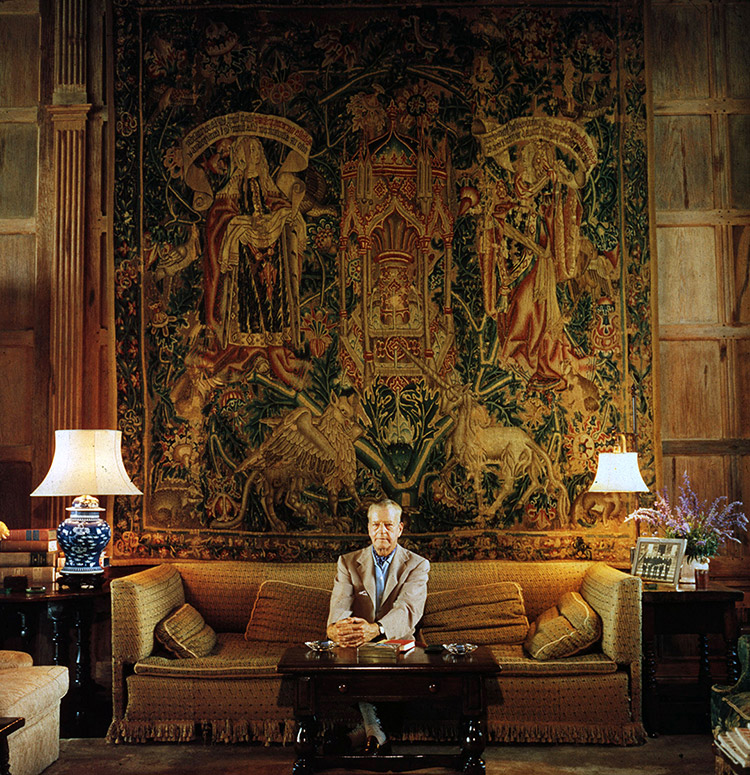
xmin=112 ymin=0 xmax=654 ymax=564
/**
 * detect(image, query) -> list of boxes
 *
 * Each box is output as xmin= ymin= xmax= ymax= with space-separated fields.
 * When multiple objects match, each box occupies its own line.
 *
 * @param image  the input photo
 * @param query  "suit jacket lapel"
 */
xmin=357 ymin=547 xmax=377 ymax=618
xmin=381 ymin=544 xmax=405 ymax=609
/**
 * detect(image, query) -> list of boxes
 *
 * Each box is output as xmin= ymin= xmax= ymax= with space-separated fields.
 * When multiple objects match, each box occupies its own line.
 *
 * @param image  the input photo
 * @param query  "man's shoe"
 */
xmin=363 ymin=736 xmax=392 ymax=755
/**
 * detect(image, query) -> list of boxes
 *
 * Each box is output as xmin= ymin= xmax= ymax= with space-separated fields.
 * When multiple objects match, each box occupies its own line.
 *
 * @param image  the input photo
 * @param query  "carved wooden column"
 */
xmin=47 ymin=0 xmax=91 ymax=524
xmin=49 ymin=106 xmax=88 ymax=431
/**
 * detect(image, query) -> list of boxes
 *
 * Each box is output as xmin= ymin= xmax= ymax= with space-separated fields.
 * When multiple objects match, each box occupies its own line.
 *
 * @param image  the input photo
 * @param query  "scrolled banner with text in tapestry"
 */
xmin=112 ymin=0 xmax=654 ymax=564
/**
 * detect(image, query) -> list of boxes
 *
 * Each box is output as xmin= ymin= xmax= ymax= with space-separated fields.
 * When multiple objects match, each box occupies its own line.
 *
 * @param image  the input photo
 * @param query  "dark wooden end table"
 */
xmin=0 ymin=718 xmax=24 ymax=775
xmin=277 ymin=644 xmax=501 ymax=775
xmin=0 ymin=582 xmax=111 ymax=737
xmin=642 ymin=582 xmax=743 ymax=735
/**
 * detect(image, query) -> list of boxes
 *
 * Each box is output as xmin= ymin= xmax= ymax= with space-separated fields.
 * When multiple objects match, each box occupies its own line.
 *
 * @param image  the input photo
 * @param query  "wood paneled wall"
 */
xmin=649 ymin=0 xmax=750 ymax=597
xmin=0 ymin=1 xmax=46 ymax=528
xmin=0 ymin=0 xmax=111 ymax=529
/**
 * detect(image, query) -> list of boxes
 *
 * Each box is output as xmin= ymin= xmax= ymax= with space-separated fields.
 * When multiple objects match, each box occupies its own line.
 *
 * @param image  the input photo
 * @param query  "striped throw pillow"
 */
xmin=155 ymin=603 xmax=217 ymax=658
xmin=524 ymin=591 xmax=602 ymax=660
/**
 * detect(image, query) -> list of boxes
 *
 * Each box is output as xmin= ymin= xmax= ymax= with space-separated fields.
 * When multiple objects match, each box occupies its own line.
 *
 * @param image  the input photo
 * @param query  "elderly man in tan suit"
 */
xmin=326 ymin=499 xmax=430 ymax=754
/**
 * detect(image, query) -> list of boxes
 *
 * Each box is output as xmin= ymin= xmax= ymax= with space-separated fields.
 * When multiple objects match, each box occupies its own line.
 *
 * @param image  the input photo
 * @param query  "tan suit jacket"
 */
xmin=327 ymin=544 xmax=430 ymax=641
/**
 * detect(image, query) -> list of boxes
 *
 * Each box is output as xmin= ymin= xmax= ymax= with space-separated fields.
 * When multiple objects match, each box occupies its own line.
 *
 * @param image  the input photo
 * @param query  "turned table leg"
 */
xmin=698 ymin=634 xmax=711 ymax=689
xmin=460 ymin=671 xmax=487 ymax=775
xmin=292 ymin=674 xmax=317 ymax=775
xmin=461 ymin=716 xmax=486 ymax=775
xmin=643 ymin=635 xmax=659 ymax=737
xmin=293 ymin=715 xmax=317 ymax=775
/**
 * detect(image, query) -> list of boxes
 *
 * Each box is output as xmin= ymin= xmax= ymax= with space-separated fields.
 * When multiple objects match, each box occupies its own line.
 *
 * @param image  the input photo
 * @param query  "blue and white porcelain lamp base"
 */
xmin=30 ymin=431 xmax=142 ymax=589
xmin=57 ymin=495 xmax=111 ymax=589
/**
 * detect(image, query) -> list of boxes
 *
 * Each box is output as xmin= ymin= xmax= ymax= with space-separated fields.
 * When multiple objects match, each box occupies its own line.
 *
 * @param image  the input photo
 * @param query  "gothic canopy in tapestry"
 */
xmin=112 ymin=0 xmax=654 ymax=564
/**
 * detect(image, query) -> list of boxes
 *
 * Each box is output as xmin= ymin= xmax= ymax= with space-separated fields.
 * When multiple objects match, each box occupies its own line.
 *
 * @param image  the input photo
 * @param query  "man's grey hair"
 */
xmin=367 ymin=499 xmax=402 ymax=521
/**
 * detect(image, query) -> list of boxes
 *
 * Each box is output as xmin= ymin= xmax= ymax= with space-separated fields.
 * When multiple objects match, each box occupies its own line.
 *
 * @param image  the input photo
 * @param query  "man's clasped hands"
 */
xmin=328 ymin=616 xmax=381 ymax=648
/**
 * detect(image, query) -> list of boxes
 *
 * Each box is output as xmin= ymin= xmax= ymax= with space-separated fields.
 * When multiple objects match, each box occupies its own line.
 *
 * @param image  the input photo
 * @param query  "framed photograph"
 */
xmin=631 ymin=537 xmax=687 ymax=587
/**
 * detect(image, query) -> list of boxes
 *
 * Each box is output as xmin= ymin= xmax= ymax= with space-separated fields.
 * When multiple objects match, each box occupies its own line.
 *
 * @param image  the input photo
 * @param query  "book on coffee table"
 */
xmin=383 ymin=638 xmax=415 ymax=652
xmin=357 ymin=642 xmax=400 ymax=663
xmin=356 ymin=638 xmax=417 ymax=662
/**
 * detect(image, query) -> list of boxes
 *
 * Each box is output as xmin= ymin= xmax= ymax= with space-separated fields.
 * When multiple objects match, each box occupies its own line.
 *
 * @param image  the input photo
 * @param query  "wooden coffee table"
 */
xmin=277 ymin=644 xmax=500 ymax=774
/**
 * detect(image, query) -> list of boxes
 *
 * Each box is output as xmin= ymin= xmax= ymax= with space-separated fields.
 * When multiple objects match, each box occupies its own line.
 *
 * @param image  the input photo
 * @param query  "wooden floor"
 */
xmin=44 ymin=735 xmax=715 ymax=775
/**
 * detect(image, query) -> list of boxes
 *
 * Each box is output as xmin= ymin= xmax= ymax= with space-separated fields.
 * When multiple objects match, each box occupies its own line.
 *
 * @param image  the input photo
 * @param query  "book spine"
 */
xmin=4 ymin=529 xmax=57 ymax=541
xmin=1 ymin=566 xmax=57 ymax=583
xmin=0 ymin=551 xmax=57 ymax=567
xmin=718 ymin=740 xmax=748 ymax=767
xmin=0 ymin=540 xmax=58 ymax=552
xmin=728 ymin=728 xmax=750 ymax=755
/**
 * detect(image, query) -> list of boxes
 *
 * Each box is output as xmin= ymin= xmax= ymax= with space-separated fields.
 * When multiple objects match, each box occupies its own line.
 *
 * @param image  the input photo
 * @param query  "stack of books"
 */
xmin=357 ymin=638 xmax=416 ymax=663
xmin=0 ymin=528 xmax=58 ymax=587
xmin=716 ymin=727 xmax=750 ymax=769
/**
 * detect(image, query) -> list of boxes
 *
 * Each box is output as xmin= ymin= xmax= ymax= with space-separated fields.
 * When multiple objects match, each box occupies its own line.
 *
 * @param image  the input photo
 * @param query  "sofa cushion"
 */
xmin=155 ymin=603 xmax=217 ymax=658
xmin=488 ymin=643 xmax=616 ymax=676
xmin=524 ymin=591 xmax=602 ymax=660
xmin=135 ymin=633 xmax=285 ymax=678
xmin=245 ymin=580 xmax=330 ymax=644
xmin=420 ymin=581 xmax=529 ymax=645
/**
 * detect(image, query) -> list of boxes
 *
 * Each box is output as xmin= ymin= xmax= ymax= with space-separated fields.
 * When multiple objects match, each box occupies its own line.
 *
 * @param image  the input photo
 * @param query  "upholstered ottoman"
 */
xmin=0 ymin=651 xmax=68 ymax=775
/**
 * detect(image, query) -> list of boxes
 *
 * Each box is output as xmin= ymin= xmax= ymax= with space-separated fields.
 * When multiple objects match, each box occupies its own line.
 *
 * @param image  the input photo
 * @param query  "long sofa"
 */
xmin=108 ymin=559 xmax=645 ymax=745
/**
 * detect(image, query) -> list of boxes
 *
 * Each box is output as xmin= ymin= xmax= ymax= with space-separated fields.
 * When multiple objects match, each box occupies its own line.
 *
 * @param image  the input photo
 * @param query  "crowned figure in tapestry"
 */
xmin=112 ymin=1 xmax=653 ymax=563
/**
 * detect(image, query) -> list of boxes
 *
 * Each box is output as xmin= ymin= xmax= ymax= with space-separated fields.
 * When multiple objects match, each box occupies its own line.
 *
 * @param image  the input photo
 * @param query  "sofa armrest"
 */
xmin=110 ymin=564 xmax=185 ymax=663
xmin=580 ymin=562 xmax=641 ymax=664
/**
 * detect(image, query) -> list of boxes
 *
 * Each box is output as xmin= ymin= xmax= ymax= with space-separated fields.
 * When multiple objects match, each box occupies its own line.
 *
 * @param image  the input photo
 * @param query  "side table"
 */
xmin=0 ymin=582 xmax=111 ymax=737
xmin=0 ymin=718 xmax=24 ymax=775
xmin=642 ymin=582 xmax=743 ymax=735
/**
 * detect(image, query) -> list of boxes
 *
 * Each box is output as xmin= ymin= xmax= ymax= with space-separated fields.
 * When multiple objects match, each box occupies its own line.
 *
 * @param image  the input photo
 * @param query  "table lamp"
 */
xmin=31 ymin=429 xmax=142 ymax=588
xmin=590 ymin=383 xmax=649 ymax=512
xmin=588 ymin=448 xmax=649 ymax=566
xmin=588 ymin=451 xmax=649 ymax=495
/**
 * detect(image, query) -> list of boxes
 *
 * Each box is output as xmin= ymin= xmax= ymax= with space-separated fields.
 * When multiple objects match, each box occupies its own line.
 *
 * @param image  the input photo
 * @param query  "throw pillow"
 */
xmin=155 ymin=603 xmax=217 ymax=659
xmin=420 ymin=582 xmax=529 ymax=645
xmin=245 ymin=580 xmax=331 ymax=643
xmin=524 ymin=590 xmax=602 ymax=660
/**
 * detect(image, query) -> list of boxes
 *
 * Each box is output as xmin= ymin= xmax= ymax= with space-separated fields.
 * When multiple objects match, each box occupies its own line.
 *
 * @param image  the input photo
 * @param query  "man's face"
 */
xmin=368 ymin=508 xmax=403 ymax=557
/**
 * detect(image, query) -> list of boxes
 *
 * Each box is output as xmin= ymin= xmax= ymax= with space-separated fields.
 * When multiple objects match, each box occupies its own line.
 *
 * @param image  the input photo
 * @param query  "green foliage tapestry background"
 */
xmin=112 ymin=0 xmax=655 ymax=564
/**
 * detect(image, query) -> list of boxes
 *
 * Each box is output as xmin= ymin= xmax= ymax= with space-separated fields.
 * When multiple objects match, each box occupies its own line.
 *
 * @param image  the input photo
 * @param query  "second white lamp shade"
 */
xmin=589 ymin=452 xmax=648 ymax=493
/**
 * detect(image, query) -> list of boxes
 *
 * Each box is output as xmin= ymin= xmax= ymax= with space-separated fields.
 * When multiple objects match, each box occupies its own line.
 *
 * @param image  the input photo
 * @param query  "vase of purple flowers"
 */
xmin=627 ymin=472 xmax=747 ymax=585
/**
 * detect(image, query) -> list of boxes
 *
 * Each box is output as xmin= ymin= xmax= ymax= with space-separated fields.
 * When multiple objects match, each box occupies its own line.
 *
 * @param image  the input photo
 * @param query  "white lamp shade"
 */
xmin=588 ymin=452 xmax=649 ymax=493
xmin=30 ymin=429 xmax=142 ymax=497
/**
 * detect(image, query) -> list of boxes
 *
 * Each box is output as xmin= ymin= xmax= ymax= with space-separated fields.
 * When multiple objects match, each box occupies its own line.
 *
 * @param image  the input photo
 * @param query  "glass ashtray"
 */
xmin=443 ymin=642 xmax=477 ymax=656
xmin=305 ymin=640 xmax=336 ymax=652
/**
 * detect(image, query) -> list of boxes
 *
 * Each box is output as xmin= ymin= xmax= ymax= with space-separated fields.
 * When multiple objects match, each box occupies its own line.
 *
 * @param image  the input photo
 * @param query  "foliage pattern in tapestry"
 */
xmin=112 ymin=0 xmax=654 ymax=563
